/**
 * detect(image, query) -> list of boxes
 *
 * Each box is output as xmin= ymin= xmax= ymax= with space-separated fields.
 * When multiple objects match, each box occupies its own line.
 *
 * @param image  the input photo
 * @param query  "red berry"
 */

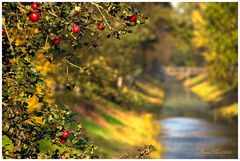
xmin=60 ymin=138 xmax=66 ymax=144
xmin=52 ymin=38 xmax=60 ymax=45
xmin=29 ymin=12 xmax=40 ymax=22
xmin=129 ymin=15 xmax=137 ymax=23
xmin=62 ymin=130 xmax=70 ymax=138
xmin=97 ymin=24 xmax=104 ymax=30
xmin=75 ymin=11 xmax=81 ymax=15
xmin=2 ymin=28 xmax=6 ymax=36
xmin=72 ymin=25 xmax=81 ymax=33
xmin=31 ymin=3 xmax=38 ymax=10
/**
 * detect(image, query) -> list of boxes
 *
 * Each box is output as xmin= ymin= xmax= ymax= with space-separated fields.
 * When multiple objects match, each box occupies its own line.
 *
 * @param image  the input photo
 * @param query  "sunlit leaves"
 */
xmin=192 ymin=3 xmax=237 ymax=87
xmin=27 ymin=94 xmax=43 ymax=113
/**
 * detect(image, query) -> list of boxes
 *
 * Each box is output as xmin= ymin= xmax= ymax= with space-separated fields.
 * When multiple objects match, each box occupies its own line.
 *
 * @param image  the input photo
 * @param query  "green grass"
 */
xmin=97 ymin=110 xmax=123 ymax=126
xmin=79 ymin=118 xmax=130 ymax=158
xmin=94 ymin=148 xmax=112 ymax=158
xmin=93 ymin=134 xmax=129 ymax=156
xmin=80 ymin=119 xmax=109 ymax=135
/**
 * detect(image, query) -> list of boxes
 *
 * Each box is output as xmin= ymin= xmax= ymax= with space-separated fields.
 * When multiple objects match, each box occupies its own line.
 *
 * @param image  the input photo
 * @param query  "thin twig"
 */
xmin=91 ymin=2 xmax=112 ymax=31
xmin=49 ymin=3 xmax=58 ymax=17
xmin=44 ymin=35 xmax=49 ymax=47
xmin=48 ymin=11 xmax=58 ymax=17
xmin=106 ymin=11 xmax=128 ymax=27
xmin=94 ymin=3 xmax=127 ymax=27
xmin=2 ymin=19 xmax=14 ymax=52
xmin=17 ymin=2 xmax=24 ymax=10
xmin=40 ymin=35 xmax=49 ymax=52
xmin=64 ymin=59 xmax=82 ymax=70
xmin=70 ymin=33 xmax=77 ymax=40
xmin=66 ymin=66 xmax=69 ymax=75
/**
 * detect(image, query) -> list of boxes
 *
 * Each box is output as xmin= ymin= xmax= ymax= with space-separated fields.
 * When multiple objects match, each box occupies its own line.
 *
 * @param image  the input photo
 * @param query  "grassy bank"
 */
xmin=72 ymin=77 xmax=164 ymax=158
xmin=50 ymin=75 xmax=164 ymax=158
xmin=183 ymin=73 xmax=238 ymax=123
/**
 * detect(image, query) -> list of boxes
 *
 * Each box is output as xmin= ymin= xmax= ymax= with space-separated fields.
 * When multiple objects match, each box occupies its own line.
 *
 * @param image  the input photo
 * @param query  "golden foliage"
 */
xmin=191 ymin=10 xmax=206 ymax=47
xmin=9 ymin=28 xmax=28 ymax=47
xmin=27 ymin=94 xmax=43 ymax=113
xmin=26 ymin=116 xmax=45 ymax=125
xmin=215 ymin=103 xmax=238 ymax=120
xmin=31 ymin=53 xmax=57 ymax=105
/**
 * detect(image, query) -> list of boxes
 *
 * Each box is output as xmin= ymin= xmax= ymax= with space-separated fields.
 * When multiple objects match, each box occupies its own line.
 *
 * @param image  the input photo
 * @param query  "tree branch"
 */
xmin=91 ymin=3 xmax=112 ymax=31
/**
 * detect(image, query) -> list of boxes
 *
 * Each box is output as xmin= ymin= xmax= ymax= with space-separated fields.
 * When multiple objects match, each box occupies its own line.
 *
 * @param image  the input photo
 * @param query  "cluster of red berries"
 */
xmin=59 ymin=130 xmax=70 ymax=144
xmin=29 ymin=3 xmax=40 ymax=23
xmin=28 ymin=3 xmax=61 ymax=45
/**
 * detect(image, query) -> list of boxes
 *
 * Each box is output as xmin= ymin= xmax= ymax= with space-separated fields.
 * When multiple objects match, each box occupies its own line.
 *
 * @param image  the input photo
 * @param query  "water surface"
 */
xmin=159 ymin=76 xmax=238 ymax=159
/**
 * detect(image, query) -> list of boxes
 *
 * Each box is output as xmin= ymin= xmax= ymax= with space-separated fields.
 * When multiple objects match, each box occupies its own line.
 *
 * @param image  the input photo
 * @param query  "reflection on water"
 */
xmin=160 ymin=117 xmax=237 ymax=159
xmin=159 ymin=76 xmax=238 ymax=159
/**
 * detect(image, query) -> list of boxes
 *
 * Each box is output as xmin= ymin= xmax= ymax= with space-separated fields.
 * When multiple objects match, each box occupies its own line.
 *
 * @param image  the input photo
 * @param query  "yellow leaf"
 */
xmin=36 ymin=83 xmax=45 ymax=95
xmin=33 ymin=28 xmax=40 ymax=34
xmin=27 ymin=27 xmax=40 ymax=34
xmin=27 ymin=94 xmax=43 ymax=113
xmin=26 ymin=116 xmax=45 ymax=125
xmin=45 ymin=16 xmax=49 ymax=21
xmin=9 ymin=57 xmax=19 ymax=64
xmin=43 ymin=42 xmax=51 ymax=51
xmin=15 ymin=38 xmax=27 ymax=46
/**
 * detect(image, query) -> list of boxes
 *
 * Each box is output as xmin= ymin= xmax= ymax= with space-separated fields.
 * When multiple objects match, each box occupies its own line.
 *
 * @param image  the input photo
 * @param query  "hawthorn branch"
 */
xmin=94 ymin=3 xmax=127 ymax=28
xmin=92 ymin=3 xmax=112 ymax=31
xmin=103 ymin=10 xmax=128 ymax=28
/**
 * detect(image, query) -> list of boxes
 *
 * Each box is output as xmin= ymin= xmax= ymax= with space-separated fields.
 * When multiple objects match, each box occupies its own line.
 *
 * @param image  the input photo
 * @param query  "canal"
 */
xmin=159 ymin=75 xmax=238 ymax=159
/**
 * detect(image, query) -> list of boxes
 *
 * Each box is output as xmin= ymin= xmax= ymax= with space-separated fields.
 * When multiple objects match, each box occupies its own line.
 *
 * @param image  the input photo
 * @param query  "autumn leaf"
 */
xmin=15 ymin=38 xmax=27 ymax=46
xmin=43 ymin=42 xmax=52 ymax=51
xmin=26 ymin=116 xmax=45 ymax=125
xmin=9 ymin=57 xmax=19 ymax=64
xmin=36 ymin=83 xmax=45 ymax=96
xmin=27 ymin=94 xmax=43 ymax=113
